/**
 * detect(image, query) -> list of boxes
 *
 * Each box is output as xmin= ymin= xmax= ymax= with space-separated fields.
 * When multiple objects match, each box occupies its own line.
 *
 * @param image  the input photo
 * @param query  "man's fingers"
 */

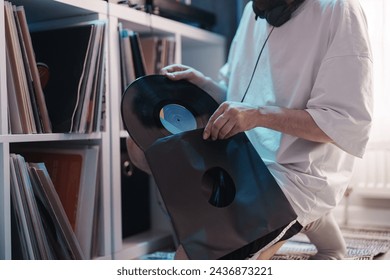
xmin=203 ymin=105 xmax=226 ymax=139
xmin=162 ymin=67 xmax=194 ymax=81
xmin=217 ymin=120 xmax=236 ymax=139
xmin=161 ymin=64 xmax=189 ymax=76
xmin=204 ymin=113 xmax=232 ymax=140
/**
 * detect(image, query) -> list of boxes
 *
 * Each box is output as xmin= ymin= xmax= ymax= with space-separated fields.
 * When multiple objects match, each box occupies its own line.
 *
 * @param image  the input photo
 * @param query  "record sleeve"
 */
xmin=145 ymin=129 xmax=298 ymax=259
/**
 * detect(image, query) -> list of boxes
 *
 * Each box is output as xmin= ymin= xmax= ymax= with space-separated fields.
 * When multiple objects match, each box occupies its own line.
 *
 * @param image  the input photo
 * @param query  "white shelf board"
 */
xmin=11 ymin=0 xmax=107 ymax=23
xmin=120 ymin=130 xmax=129 ymax=138
xmin=0 ymin=132 xmax=102 ymax=143
xmin=108 ymin=2 xmax=224 ymax=45
xmin=114 ymin=230 xmax=173 ymax=260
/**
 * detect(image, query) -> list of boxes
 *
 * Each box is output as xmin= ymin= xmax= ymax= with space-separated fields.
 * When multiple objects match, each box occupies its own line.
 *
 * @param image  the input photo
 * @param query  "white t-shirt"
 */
xmin=219 ymin=0 xmax=373 ymax=226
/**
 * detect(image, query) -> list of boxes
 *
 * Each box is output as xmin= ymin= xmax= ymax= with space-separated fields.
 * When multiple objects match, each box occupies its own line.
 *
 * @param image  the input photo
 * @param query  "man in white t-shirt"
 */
xmin=128 ymin=0 xmax=373 ymax=259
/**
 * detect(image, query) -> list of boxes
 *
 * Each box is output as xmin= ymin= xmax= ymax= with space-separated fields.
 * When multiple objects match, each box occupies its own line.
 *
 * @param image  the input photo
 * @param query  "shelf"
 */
xmin=11 ymin=0 xmax=107 ymax=23
xmin=108 ymin=2 xmax=224 ymax=45
xmin=114 ymin=230 xmax=174 ymax=260
xmin=0 ymin=132 xmax=102 ymax=143
xmin=120 ymin=130 xmax=129 ymax=138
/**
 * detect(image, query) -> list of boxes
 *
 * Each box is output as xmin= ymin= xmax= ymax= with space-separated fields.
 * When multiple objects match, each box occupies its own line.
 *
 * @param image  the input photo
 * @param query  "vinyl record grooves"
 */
xmin=121 ymin=75 xmax=219 ymax=151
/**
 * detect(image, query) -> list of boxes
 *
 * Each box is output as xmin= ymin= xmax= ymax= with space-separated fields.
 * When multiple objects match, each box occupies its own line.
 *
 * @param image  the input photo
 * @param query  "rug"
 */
xmin=140 ymin=226 xmax=390 ymax=260
xmin=271 ymin=226 xmax=390 ymax=260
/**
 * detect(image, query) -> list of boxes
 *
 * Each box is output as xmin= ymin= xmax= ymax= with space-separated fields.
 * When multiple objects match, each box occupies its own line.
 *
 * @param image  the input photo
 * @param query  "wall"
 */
xmin=190 ymin=0 xmax=239 ymax=55
xmin=335 ymin=141 xmax=390 ymax=228
xmin=335 ymin=196 xmax=390 ymax=229
xmin=159 ymin=1 xmax=251 ymax=58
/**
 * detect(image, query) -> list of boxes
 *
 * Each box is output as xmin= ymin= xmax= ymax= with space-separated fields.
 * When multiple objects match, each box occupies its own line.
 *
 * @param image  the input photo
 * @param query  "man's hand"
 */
xmin=203 ymin=101 xmax=261 ymax=140
xmin=161 ymin=64 xmax=227 ymax=104
xmin=203 ymin=103 xmax=334 ymax=143
xmin=160 ymin=64 xmax=208 ymax=88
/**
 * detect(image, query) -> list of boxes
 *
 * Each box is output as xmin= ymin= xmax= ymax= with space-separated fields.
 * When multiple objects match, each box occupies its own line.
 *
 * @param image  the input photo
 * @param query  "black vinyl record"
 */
xmin=121 ymin=75 xmax=219 ymax=151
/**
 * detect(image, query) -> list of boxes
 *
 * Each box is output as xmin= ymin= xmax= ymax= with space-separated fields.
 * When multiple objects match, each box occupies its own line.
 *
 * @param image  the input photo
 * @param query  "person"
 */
xmin=127 ymin=0 xmax=373 ymax=259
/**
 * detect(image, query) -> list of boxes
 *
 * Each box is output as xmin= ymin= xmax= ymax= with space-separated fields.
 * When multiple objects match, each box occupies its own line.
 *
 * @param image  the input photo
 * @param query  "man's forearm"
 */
xmin=199 ymin=77 xmax=227 ymax=104
xmin=257 ymin=106 xmax=333 ymax=143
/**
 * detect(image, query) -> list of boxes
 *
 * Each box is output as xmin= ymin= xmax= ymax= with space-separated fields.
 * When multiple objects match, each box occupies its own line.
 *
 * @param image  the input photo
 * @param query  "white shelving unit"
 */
xmin=0 ymin=0 xmax=225 ymax=260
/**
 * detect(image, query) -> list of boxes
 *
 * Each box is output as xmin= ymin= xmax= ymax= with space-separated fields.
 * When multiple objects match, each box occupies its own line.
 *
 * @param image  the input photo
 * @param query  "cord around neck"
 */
xmin=240 ymin=26 xmax=275 ymax=103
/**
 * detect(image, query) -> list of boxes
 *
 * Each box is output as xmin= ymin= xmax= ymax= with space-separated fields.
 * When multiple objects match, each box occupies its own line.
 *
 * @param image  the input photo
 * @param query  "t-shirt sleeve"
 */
xmin=306 ymin=0 xmax=374 ymax=158
xmin=306 ymin=55 xmax=373 ymax=158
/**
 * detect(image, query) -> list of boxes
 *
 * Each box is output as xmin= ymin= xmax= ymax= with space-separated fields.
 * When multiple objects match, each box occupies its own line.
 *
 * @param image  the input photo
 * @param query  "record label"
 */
xmin=160 ymin=104 xmax=197 ymax=134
